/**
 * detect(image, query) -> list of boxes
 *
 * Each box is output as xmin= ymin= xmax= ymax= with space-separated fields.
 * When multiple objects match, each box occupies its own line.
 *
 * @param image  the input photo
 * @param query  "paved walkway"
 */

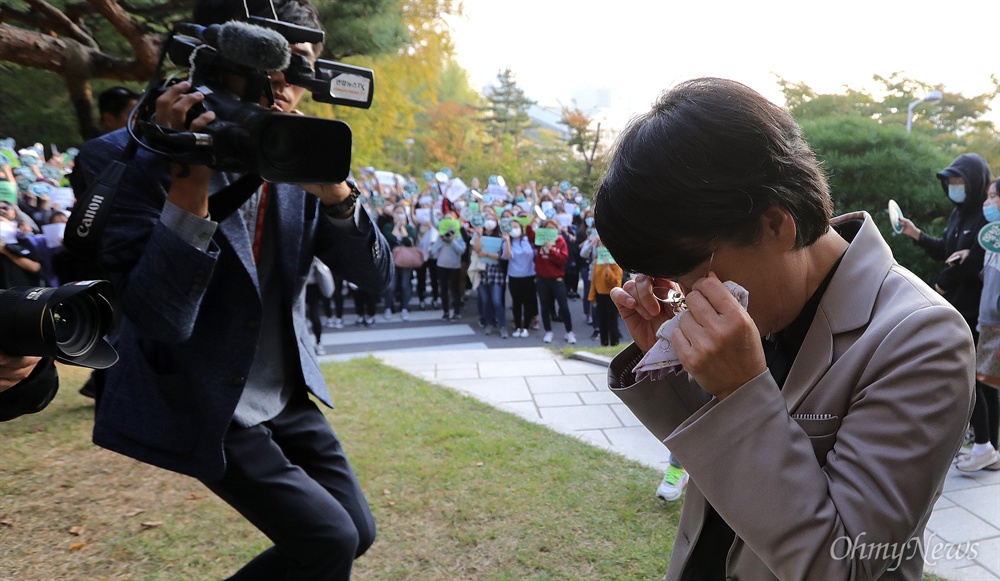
xmin=366 ymin=347 xmax=999 ymax=580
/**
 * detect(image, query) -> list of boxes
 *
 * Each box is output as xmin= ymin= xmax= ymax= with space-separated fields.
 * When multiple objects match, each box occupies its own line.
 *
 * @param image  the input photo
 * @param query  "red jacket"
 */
xmin=533 ymin=234 xmax=568 ymax=279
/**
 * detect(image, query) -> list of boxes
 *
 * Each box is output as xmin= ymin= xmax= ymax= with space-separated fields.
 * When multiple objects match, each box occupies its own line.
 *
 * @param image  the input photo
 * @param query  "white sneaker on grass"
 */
xmin=543 ymin=331 xmax=554 ymax=343
xmin=565 ymin=331 xmax=576 ymax=344
xmin=656 ymin=465 xmax=689 ymax=502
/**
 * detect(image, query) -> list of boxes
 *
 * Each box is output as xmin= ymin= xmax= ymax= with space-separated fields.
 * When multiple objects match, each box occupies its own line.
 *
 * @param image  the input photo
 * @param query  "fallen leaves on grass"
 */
xmin=68 ymin=525 xmax=86 ymax=536
xmin=68 ymin=542 xmax=86 ymax=551
xmin=139 ymin=521 xmax=163 ymax=529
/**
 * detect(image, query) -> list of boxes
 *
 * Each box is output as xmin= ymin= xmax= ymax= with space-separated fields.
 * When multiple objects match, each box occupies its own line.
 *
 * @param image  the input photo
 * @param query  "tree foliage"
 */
xmin=778 ymin=73 xmax=1000 ymax=168
xmin=801 ymin=115 xmax=957 ymax=283
xmin=778 ymin=74 xmax=998 ymax=282
xmin=0 ymin=0 xmax=407 ymax=142
xmin=479 ymin=67 xmax=535 ymax=147
xmin=559 ymin=100 xmax=606 ymax=182
xmin=307 ymin=0 xmax=462 ymax=175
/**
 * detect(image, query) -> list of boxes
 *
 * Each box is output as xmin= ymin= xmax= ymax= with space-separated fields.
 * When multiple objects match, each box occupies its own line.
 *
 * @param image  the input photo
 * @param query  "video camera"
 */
xmin=0 ymin=281 xmax=118 ymax=369
xmin=130 ymin=16 xmax=375 ymax=183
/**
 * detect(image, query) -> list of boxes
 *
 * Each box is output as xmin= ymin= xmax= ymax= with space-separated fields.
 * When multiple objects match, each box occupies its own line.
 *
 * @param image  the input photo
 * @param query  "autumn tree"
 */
xmin=0 ymin=0 xmax=407 ymax=144
xmin=310 ymin=0 xmax=464 ymax=174
xmin=559 ymin=100 xmax=603 ymax=179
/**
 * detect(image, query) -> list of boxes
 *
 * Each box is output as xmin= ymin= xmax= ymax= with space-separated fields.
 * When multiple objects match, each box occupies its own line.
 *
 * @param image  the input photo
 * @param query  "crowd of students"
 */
xmin=303 ymin=174 xmax=625 ymax=354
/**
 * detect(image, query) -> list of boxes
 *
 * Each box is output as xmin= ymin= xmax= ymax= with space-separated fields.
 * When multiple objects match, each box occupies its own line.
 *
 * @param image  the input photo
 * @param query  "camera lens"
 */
xmin=0 ymin=281 xmax=118 ymax=369
xmin=261 ymin=121 xmax=299 ymax=171
xmin=52 ymin=294 xmax=100 ymax=357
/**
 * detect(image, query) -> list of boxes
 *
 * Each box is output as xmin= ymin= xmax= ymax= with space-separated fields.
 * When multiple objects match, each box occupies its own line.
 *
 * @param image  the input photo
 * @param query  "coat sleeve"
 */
xmin=664 ymin=305 xmax=973 ymax=580
xmin=0 ymin=357 xmax=58 ymax=422
xmin=314 ymin=202 xmax=392 ymax=295
xmin=936 ymin=215 xmax=987 ymax=292
xmin=81 ymin=137 xmax=222 ymax=344
xmin=915 ymin=232 xmax=947 ymax=260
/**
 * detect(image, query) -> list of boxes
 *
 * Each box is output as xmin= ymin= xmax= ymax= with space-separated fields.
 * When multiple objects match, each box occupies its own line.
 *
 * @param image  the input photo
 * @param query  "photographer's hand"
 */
xmin=0 ymin=353 xmax=42 ymax=392
xmin=157 ymin=81 xmax=216 ymax=218
xmin=301 ymin=182 xmax=353 ymax=206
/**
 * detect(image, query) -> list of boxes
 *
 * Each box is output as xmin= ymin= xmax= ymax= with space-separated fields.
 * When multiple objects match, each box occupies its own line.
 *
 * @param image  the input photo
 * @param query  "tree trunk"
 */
xmin=64 ymin=76 xmax=99 ymax=141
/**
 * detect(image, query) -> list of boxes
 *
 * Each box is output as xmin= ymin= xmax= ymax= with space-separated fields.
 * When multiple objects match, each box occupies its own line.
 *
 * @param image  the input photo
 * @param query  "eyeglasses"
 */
xmin=651 ymin=247 xmax=716 ymax=314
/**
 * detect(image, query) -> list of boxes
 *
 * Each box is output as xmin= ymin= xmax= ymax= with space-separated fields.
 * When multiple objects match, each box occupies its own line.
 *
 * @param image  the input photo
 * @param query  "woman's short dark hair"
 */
xmin=593 ymin=77 xmax=832 ymax=278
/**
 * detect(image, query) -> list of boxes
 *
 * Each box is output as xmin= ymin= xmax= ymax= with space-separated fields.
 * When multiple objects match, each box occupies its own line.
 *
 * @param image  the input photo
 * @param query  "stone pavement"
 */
xmin=370 ymin=347 xmax=999 ymax=580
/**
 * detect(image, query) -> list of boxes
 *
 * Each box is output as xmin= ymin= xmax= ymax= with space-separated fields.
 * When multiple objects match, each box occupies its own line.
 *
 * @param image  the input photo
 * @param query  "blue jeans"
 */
xmin=383 ymin=266 xmax=412 ymax=312
xmin=477 ymin=281 xmax=506 ymax=328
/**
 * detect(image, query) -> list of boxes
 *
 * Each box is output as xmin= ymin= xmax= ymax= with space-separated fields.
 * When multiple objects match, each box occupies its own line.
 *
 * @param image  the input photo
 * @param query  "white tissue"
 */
xmin=632 ymin=281 xmax=749 ymax=382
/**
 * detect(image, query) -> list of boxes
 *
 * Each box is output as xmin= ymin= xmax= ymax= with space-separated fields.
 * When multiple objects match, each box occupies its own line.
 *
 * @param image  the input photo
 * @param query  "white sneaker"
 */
xmin=656 ymin=465 xmax=689 ymax=502
xmin=956 ymin=448 xmax=1000 ymax=472
xmin=520 ymin=328 xmax=529 ymax=338
xmin=565 ymin=331 xmax=576 ymax=344
xmin=314 ymin=343 xmax=326 ymax=356
xmin=384 ymin=308 xmax=394 ymax=320
xmin=543 ymin=331 xmax=554 ymax=343
xmin=401 ymin=309 xmax=409 ymax=321
xmin=333 ymin=317 xmax=344 ymax=329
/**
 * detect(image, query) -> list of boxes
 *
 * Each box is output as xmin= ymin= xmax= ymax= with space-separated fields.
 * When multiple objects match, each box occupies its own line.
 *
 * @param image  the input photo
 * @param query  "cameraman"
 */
xmin=73 ymin=1 xmax=392 ymax=579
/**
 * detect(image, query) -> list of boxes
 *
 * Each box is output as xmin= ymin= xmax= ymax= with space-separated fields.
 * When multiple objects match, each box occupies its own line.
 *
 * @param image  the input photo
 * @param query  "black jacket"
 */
xmin=915 ymin=153 xmax=991 ymax=331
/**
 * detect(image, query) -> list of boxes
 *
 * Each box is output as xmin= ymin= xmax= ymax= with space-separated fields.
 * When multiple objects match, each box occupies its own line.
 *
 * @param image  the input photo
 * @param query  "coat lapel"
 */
xmin=781 ymin=212 xmax=892 ymax=411
xmin=208 ymin=173 xmax=260 ymax=297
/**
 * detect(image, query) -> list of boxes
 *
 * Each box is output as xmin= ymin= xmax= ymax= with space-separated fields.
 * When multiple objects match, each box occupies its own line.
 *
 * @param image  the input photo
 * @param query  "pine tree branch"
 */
xmin=26 ymin=0 xmax=98 ymax=48
xmin=87 ymin=0 xmax=159 ymax=71
xmin=0 ymin=22 xmax=152 ymax=80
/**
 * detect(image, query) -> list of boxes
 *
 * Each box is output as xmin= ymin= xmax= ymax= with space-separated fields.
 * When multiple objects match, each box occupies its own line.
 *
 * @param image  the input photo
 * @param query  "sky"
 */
xmin=445 ymin=0 xmax=1000 ymax=130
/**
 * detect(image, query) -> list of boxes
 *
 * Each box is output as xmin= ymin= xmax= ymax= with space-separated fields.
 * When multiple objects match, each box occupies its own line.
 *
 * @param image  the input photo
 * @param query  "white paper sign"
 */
xmin=555 ymin=213 xmax=572 ymax=229
xmin=443 ymin=178 xmax=468 ymax=202
xmin=415 ymin=208 xmax=431 ymax=224
xmin=42 ymin=222 xmax=66 ymax=247
xmin=487 ymin=183 xmax=509 ymax=201
xmin=48 ymin=187 xmax=75 ymax=210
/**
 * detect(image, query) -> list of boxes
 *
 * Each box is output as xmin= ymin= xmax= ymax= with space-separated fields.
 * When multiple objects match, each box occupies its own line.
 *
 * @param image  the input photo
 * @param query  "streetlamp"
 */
xmin=906 ymin=90 xmax=943 ymax=133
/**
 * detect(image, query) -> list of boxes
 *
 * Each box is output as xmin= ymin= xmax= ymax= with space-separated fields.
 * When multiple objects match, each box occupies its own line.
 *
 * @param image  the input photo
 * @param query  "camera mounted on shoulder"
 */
xmin=130 ymin=15 xmax=375 ymax=184
xmin=65 ymin=9 xmax=377 ymax=264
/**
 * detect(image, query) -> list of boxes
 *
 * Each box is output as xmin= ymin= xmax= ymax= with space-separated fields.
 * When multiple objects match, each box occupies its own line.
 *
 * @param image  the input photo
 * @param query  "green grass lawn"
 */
xmin=1 ymin=359 xmax=680 ymax=580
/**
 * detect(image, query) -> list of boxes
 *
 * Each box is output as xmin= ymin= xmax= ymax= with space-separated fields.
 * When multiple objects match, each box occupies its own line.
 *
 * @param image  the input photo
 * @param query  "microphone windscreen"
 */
xmin=216 ymin=20 xmax=291 ymax=72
